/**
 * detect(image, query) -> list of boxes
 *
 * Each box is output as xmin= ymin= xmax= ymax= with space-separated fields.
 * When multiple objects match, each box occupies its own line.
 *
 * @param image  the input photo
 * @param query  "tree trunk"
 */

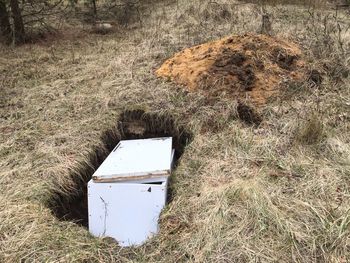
xmin=92 ymin=0 xmax=97 ymax=20
xmin=9 ymin=0 xmax=25 ymax=44
xmin=0 ymin=0 xmax=12 ymax=42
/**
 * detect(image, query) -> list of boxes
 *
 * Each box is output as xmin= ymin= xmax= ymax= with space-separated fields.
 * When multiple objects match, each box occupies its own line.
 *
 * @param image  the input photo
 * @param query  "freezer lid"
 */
xmin=92 ymin=137 xmax=173 ymax=182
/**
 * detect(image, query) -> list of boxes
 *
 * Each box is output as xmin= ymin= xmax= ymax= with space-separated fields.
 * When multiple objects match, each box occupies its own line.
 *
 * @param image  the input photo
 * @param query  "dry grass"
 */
xmin=295 ymin=112 xmax=325 ymax=145
xmin=1 ymin=0 xmax=350 ymax=262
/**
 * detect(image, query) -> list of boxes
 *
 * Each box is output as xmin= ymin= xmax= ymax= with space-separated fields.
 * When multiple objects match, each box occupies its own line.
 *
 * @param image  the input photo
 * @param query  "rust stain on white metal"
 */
xmin=92 ymin=170 xmax=170 ymax=183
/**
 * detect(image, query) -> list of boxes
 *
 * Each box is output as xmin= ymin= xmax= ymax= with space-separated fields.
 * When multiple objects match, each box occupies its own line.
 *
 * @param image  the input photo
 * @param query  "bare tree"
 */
xmin=0 ymin=0 xmax=12 ymax=41
xmin=10 ymin=0 xmax=25 ymax=43
xmin=92 ymin=0 xmax=97 ymax=19
xmin=258 ymin=5 xmax=273 ymax=36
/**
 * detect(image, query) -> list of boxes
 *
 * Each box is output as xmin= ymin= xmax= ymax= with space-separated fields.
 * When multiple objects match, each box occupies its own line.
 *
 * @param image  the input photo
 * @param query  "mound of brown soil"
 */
xmin=156 ymin=33 xmax=306 ymax=104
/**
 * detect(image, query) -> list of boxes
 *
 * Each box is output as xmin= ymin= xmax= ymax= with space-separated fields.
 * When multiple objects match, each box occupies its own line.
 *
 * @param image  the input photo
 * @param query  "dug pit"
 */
xmin=156 ymin=33 xmax=306 ymax=105
xmin=49 ymin=110 xmax=192 ymax=227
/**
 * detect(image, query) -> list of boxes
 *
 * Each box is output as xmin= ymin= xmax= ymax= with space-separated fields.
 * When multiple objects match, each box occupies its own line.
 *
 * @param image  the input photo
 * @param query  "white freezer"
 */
xmin=88 ymin=137 xmax=174 ymax=247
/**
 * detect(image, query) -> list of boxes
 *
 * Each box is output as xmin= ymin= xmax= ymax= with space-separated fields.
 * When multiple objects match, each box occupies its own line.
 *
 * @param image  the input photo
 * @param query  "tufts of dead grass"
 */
xmin=0 ymin=0 xmax=350 ymax=262
xmin=295 ymin=112 xmax=326 ymax=145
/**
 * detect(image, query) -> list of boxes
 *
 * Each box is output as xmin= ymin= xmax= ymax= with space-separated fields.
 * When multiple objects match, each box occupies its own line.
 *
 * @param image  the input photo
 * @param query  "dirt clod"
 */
xmin=237 ymin=102 xmax=262 ymax=126
xmin=272 ymin=47 xmax=298 ymax=70
xmin=308 ymin=69 xmax=323 ymax=86
xmin=156 ymin=33 xmax=306 ymax=105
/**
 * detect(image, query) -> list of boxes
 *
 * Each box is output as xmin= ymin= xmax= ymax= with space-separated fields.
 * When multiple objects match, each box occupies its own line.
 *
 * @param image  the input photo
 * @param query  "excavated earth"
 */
xmin=156 ymin=33 xmax=306 ymax=105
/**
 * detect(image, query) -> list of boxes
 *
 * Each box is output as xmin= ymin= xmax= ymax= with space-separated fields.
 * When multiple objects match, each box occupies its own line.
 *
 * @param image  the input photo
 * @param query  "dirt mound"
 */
xmin=156 ymin=34 xmax=306 ymax=104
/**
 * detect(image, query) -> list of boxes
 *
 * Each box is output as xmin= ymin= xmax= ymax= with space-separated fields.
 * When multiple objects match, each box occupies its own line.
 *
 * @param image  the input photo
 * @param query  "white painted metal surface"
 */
xmin=88 ymin=137 xmax=174 ymax=247
xmin=92 ymin=137 xmax=173 ymax=182
xmin=88 ymin=179 xmax=168 ymax=247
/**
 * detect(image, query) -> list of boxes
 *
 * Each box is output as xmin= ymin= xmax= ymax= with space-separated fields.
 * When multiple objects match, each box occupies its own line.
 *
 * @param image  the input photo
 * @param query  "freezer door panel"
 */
xmin=88 ymin=180 xmax=167 ymax=246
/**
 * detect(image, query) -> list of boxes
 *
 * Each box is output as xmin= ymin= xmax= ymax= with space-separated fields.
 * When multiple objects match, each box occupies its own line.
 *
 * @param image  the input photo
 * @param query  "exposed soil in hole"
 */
xmin=49 ymin=110 xmax=192 ymax=227
xmin=156 ymin=33 xmax=306 ymax=105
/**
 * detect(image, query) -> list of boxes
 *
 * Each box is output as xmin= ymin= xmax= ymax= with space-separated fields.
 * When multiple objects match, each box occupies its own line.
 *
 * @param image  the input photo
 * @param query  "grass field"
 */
xmin=1 ymin=0 xmax=350 ymax=262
